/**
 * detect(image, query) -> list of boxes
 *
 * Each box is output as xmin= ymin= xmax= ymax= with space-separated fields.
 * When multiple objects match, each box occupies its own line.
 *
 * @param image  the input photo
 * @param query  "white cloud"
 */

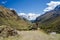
xmin=18 ymin=13 xmax=40 ymax=20
xmin=1 ymin=1 xmax=7 ymax=4
xmin=44 ymin=1 xmax=60 ymax=12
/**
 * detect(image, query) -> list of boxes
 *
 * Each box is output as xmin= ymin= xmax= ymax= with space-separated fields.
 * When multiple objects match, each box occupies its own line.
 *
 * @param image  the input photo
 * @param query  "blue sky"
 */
xmin=0 ymin=0 xmax=59 ymax=13
xmin=0 ymin=0 xmax=60 ymax=20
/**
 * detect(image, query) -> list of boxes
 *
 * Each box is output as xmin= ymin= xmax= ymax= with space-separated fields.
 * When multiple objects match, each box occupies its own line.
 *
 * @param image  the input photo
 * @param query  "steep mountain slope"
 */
xmin=36 ymin=5 xmax=60 ymax=25
xmin=0 ymin=6 xmax=31 ymax=30
xmin=35 ymin=5 xmax=60 ymax=33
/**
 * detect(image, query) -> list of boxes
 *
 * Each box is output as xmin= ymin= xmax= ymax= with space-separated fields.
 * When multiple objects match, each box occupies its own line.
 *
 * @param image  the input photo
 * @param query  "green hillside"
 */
xmin=0 ymin=6 xmax=32 ymax=30
xmin=35 ymin=5 xmax=60 ymax=33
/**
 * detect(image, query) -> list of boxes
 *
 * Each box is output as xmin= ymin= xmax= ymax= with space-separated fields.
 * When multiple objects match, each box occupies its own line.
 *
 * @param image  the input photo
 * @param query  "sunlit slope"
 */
xmin=0 ymin=6 xmax=31 ymax=30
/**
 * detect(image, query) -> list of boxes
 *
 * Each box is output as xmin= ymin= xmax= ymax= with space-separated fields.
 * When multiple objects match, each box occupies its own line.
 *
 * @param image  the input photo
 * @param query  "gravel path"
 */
xmin=18 ymin=30 xmax=53 ymax=40
xmin=1 ymin=30 xmax=59 ymax=40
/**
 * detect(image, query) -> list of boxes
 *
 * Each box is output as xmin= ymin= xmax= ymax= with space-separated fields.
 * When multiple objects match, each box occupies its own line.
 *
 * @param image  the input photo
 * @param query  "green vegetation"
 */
xmin=0 ymin=6 xmax=32 ymax=30
xmin=35 ymin=5 xmax=60 ymax=33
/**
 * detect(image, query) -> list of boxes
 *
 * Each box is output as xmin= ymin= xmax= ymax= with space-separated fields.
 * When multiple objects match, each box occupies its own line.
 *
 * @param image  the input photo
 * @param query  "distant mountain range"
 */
xmin=19 ymin=13 xmax=40 ymax=21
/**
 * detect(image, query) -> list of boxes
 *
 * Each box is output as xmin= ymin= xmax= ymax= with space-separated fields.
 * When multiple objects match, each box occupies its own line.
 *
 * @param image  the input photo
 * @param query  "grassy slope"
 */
xmin=0 ymin=6 xmax=32 ymax=30
xmin=35 ymin=9 xmax=60 ymax=33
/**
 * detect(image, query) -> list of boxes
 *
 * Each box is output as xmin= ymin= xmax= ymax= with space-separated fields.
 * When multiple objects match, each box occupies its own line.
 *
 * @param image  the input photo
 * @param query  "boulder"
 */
xmin=0 ymin=25 xmax=18 ymax=37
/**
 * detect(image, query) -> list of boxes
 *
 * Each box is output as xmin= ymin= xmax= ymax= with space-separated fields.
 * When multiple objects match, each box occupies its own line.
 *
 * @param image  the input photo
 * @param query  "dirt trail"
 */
xmin=18 ymin=30 xmax=55 ymax=40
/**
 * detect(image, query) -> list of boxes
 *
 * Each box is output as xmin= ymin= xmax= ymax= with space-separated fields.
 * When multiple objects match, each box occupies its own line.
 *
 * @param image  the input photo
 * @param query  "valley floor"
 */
xmin=19 ymin=30 xmax=60 ymax=40
xmin=0 ymin=30 xmax=60 ymax=40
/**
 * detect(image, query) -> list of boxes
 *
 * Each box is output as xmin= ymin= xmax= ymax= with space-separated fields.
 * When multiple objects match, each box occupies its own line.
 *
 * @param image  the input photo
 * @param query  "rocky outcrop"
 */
xmin=0 ymin=25 xmax=18 ymax=37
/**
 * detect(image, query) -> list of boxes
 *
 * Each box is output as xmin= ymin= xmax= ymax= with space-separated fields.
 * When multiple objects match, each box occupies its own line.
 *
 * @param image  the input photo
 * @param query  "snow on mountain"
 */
xmin=44 ymin=1 xmax=60 ymax=12
xmin=18 ymin=13 xmax=40 ymax=20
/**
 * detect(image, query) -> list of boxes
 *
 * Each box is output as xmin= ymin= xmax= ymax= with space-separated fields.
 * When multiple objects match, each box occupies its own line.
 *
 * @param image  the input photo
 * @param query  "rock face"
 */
xmin=0 ymin=6 xmax=31 ymax=30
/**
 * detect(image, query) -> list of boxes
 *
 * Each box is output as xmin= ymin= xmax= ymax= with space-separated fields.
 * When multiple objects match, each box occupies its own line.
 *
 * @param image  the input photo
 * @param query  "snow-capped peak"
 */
xmin=18 ymin=13 xmax=40 ymax=20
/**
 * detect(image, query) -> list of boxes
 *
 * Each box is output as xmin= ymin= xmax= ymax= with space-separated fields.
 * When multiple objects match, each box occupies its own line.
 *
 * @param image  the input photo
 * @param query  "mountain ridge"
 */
xmin=35 ymin=5 xmax=60 ymax=33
